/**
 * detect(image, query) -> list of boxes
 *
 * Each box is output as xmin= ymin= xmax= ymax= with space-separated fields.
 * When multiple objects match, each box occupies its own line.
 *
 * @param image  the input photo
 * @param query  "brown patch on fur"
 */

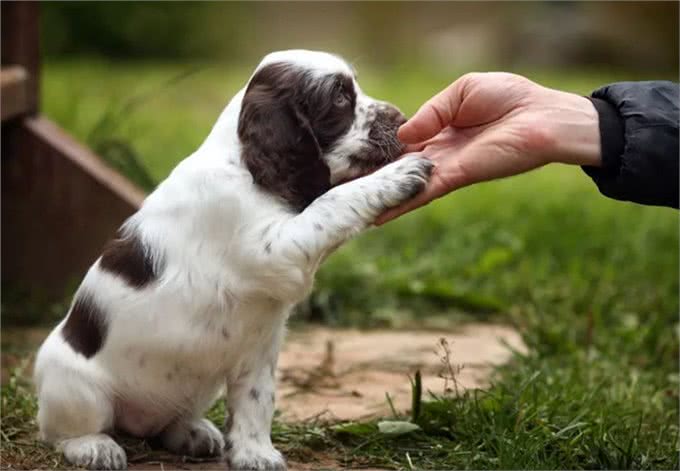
xmin=61 ymin=291 xmax=107 ymax=358
xmin=100 ymin=229 xmax=158 ymax=288
xmin=238 ymin=62 xmax=356 ymax=212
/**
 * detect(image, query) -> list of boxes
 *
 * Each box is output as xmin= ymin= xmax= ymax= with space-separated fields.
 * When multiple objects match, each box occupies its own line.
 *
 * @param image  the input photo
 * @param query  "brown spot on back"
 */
xmin=61 ymin=292 xmax=107 ymax=358
xmin=100 ymin=229 xmax=158 ymax=288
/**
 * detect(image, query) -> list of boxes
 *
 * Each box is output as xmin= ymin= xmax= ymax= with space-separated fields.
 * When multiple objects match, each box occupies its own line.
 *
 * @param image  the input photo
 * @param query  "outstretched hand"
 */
xmin=377 ymin=72 xmax=601 ymax=224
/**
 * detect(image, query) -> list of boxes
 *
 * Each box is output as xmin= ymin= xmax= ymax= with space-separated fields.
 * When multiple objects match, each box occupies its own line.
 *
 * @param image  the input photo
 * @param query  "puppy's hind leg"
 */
xmin=36 ymin=366 xmax=126 ymax=470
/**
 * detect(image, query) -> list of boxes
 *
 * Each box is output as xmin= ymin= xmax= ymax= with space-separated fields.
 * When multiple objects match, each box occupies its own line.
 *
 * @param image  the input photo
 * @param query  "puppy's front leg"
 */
xmin=225 ymin=330 xmax=285 ymax=470
xmin=273 ymin=153 xmax=433 ymax=263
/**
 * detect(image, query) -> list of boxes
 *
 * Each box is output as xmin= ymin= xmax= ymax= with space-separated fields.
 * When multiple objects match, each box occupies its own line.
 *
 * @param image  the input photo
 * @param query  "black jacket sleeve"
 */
xmin=582 ymin=81 xmax=679 ymax=208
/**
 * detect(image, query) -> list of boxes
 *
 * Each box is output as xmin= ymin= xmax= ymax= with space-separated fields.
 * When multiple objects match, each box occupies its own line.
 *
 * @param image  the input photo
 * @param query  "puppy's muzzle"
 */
xmin=368 ymin=104 xmax=408 ymax=160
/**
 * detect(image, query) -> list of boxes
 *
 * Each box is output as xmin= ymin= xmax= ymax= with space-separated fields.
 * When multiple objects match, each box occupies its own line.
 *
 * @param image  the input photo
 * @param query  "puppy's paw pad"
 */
xmin=162 ymin=418 xmax=225 ymax=458
xmin=227 ymin=442 xmax=286 ymax=471
xmin=378 ymin=154 xmax=433 ymax=207
xmin=61 ymin=434 xmax=127 ymax=470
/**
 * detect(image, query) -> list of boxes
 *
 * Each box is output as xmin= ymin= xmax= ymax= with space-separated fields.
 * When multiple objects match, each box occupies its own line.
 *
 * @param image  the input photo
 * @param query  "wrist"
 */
xmin=545 ymin=91 xmax=603 ymax=167
xmin=585 ymin=97 xmax=626 ymax=171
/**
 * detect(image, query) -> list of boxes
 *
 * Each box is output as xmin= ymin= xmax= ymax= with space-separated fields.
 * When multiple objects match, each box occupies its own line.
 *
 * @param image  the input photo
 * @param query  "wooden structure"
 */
xmin=2 ymin=2 xmax=145 ymax=299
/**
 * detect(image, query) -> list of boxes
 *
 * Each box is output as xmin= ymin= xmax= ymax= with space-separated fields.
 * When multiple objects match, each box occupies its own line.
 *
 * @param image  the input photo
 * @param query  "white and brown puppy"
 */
xmin=34 ymin=50 xmax=432 ymax=470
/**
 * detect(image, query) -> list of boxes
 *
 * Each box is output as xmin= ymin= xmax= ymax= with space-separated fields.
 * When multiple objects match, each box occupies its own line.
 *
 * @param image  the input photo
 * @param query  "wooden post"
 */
xmin=1 ymin=2 xmax=145 ymax=301
xmin=1 ymin=1 xmax=40 ymax=114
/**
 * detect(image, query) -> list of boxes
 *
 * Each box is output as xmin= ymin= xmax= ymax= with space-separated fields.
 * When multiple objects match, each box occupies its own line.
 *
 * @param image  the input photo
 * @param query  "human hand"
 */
xmin=377 ymin=72 xmax=602 ymax=224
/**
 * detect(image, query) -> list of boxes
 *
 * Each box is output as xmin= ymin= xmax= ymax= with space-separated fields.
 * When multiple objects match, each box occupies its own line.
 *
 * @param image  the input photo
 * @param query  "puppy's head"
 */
xmin=238 ymin=49 xmax=406 ymax=211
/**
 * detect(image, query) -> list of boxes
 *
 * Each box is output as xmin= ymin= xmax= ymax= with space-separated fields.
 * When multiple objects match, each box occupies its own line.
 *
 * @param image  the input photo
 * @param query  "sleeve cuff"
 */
xmin=581 ymin=96 xmax=625 ymax=178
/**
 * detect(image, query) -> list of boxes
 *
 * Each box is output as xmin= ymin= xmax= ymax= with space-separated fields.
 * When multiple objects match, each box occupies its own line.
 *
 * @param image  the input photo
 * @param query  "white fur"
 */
xmin=34 ymin=49 xmax=431 ymax=470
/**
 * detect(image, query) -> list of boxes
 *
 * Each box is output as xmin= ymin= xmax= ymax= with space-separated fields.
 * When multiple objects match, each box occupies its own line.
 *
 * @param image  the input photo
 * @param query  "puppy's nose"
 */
xmin=378 ymin=105 xmax=407 ymax=127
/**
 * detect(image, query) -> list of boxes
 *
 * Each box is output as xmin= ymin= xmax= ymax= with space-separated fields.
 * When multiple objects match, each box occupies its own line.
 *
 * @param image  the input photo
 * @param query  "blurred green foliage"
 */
xmin=41 ymin=2 xmax=246 ymax=59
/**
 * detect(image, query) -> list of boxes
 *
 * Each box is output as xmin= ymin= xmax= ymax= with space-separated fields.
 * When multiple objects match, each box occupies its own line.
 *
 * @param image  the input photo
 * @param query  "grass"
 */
xmin=1 ymin=58 xmax=677 ymax=469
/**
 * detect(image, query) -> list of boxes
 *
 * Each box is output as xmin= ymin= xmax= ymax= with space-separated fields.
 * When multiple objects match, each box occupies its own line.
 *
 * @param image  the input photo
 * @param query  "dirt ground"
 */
xmin=277 ymin=324 xmax=525 ymax=421
xmin=2 ymin=323 xmax=524 ymax=470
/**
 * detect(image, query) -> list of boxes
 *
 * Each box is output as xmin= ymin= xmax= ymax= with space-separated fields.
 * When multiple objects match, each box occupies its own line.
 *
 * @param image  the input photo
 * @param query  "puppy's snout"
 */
xmin=346 ymin=100 xmax=408 ymax=171
xmin=369 ymin=105 xmax=406 ymax=136
xmin=369 ymin=105 xmax=407 ymax=153
xmin=378 ymin=105 xmax=407 ymax=127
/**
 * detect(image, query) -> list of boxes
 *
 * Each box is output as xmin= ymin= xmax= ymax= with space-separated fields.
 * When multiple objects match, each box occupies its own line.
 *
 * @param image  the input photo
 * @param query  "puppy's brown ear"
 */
xmin=238 ymin=63 xmax=331 ymax=212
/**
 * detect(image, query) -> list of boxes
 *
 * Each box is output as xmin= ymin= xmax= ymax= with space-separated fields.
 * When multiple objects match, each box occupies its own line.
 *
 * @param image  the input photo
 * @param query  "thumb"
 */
xmin=397 ymin=79 xmax=466 ymax=144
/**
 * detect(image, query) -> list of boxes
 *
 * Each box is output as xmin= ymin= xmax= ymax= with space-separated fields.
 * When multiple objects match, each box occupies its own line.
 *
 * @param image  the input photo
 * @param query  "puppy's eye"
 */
xmin=334 ymin=92 xmax=350 ymax=107
xmin=333 ymin=83 xmax=351 ymax=107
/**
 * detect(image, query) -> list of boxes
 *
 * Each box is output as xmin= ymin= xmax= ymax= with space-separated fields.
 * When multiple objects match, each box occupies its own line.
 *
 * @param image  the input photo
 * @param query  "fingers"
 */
xmin=374 ymin=187 xmax=434 ymax=225
xmin=403 ymin=142 xmax=427 ymax=153
xmin=397 ymin=78 xmax=467 ymax=144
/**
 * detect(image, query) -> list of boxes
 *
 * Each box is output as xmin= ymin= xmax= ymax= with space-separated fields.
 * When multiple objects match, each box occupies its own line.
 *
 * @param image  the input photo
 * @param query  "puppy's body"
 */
xmin=35 ymin=50 xmax=432 ymax=470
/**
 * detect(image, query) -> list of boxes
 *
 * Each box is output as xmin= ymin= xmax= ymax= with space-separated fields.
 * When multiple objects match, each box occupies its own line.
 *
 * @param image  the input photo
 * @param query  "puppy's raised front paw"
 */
xmin=60 ymin=433 xmax=127 ymax=470
xmin=377 ymin=153 xmax=434 ymax=208
xmin=161 ymin=418 xmax=225 ymax=458
xmin=227 ymin=440 xmax=286 ymax=471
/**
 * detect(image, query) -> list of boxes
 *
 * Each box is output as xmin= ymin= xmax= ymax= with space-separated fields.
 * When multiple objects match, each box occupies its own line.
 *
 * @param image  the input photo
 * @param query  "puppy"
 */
xmin=34 ymin=49 xmax=433 ymax=470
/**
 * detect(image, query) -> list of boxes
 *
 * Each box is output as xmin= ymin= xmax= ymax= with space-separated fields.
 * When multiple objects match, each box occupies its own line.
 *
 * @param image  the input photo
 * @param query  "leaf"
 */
xmin=377 ymin=420 xmax=421 ymax=436
xmin=331 ymin=422 xmax=376 ymax=438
